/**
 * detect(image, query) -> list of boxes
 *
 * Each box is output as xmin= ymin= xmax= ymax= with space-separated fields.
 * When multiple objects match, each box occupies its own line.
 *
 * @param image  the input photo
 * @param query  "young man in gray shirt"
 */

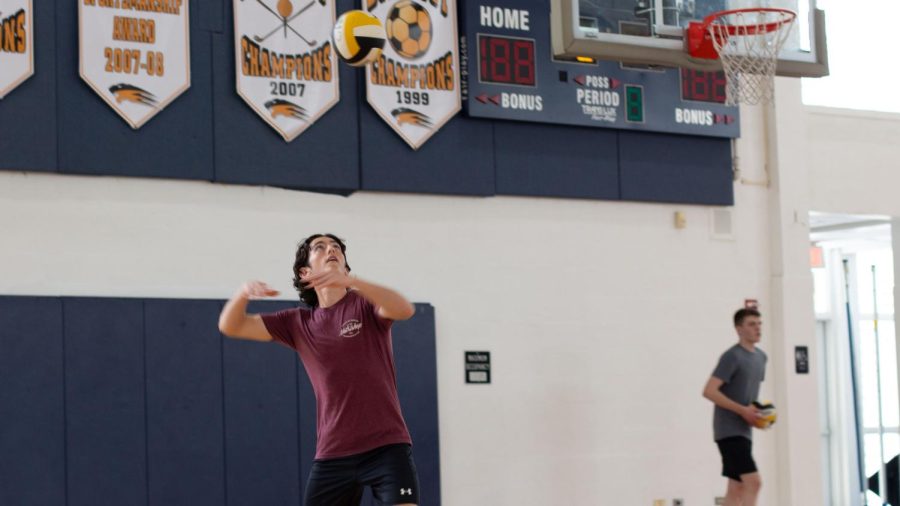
xmin=702 ymin=308 xmax=768 ymax=506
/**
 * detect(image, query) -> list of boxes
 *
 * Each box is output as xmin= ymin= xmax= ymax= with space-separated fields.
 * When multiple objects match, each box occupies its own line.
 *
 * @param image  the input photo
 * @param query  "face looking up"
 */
xmin=303 ymin=236 xmax=347 ymax=276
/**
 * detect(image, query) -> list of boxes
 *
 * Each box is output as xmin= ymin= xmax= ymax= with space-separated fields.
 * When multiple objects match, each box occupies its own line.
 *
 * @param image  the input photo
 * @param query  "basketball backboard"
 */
xmin=551 ymin=0 xmax=827 ymax=77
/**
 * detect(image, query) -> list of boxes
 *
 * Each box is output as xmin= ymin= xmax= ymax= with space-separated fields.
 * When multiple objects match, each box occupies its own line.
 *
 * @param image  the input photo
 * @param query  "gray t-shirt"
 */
xmin=711 ymin=344 xmax=767 ymax=441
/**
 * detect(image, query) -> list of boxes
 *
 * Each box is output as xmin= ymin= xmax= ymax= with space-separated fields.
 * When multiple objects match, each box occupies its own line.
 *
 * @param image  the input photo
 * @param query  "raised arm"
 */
xmin=302 ymin=271 xmax=415 ymax=321
xmin=351 ymin=277 xmax=416 ymax=321
xmin=217 ymin=281 xmax=278 ymax=341
xmin=702 ymin=376 xmax=761 ymax=426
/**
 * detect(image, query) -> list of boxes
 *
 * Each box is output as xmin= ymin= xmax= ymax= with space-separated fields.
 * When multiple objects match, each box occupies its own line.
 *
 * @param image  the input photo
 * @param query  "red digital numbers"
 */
xmin=681 ymin=69 xmax=727 ymax=104
xmin=479 ymin=35 xmax=536 ymax=87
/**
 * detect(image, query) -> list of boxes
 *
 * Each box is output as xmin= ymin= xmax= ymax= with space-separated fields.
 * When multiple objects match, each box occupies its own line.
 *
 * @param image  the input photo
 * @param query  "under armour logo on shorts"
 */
xmin=400 ymin=488 xmax=413 ymax=496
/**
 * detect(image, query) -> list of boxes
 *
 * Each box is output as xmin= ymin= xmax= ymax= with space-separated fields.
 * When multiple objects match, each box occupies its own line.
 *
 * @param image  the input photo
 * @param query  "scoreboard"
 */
xmin=460 ymin=0 xmax=741 ymax=138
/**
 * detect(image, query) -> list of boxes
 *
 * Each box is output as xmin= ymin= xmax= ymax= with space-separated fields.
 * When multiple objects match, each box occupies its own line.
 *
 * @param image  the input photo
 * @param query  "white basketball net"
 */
xmin=707 ymin=9 xmax=796 ymax=106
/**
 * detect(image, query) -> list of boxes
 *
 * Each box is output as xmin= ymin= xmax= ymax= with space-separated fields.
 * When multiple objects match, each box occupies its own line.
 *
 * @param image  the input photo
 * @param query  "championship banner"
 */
xmin=0 ymin=0 xmax=33 ymax=99
xmin=365 ymin=0 xmax=460 ymax=149
xmin=79 ymin=0 xmax=190 ymax=129
xmin=234 ymin=0 xmax=337 ymax=142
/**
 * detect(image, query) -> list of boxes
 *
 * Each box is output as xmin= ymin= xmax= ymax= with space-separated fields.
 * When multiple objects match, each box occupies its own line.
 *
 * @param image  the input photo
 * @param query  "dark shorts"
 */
xmin=716 ymin=436 xmax=757 ymax=481
xmin=304 ymin=443 xmax=419 ymax=506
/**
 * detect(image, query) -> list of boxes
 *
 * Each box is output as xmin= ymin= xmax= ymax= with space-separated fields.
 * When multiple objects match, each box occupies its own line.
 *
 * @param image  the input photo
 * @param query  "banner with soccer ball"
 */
xmin=363 ymin=0 xmax=460 ymax=150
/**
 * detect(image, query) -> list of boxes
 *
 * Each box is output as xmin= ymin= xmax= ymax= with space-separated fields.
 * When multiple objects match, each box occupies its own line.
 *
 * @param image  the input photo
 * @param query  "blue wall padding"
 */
xmin=619 ymin=131 xmax=734 ymax=205
xmin=223 ymin=300 xmax=303 ymax=505
xmin=298 ymin=361 xmax=320 ymax=501
xmin=145 ymin=299 xmax=226 ymax=506
xmin=0 ymin=296 xmax=441 ymax=505
xmin=64 ymin=298 xmax=148 ymax=506
xmin=198 ymin=0 xmax=225 ymax=33
xmin=0 ymin=297 xmax=66 ymax=506
xmin=0 ymin=0 xmax=733 ymax=205
xmin=391 ymin=303 xmax=441 ymax=505
xmin=495 ymin=121 xmax=620 ymax=200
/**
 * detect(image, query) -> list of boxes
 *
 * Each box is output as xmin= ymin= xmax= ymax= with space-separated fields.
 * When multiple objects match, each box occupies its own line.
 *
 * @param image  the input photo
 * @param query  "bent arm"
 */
xmin=218 ymin=282 xmax=276 ymax=342
xmin=351 ymin=277 xmax=415 ymax=321
xmin=702 ymin=376 xmax=759 ymax=424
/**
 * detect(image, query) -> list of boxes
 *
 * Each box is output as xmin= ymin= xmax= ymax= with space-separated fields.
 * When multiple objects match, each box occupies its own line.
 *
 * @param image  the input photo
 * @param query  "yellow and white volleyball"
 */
xmin=752 ymin=401 xmax=777 ymax=429
xmin=332 ymin=10 xmax=386 ymax=66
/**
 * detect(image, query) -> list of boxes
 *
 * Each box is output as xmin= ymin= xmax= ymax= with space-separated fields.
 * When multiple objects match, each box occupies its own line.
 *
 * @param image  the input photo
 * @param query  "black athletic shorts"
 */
xmin=304 ymin=443 xmax=419 ymax=506
xmin=716 ymin=436 xmax=757 ymax=481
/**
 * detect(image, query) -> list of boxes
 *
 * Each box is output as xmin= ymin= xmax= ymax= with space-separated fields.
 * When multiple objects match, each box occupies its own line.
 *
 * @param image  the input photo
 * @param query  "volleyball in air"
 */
xmin=332 ymin=10 xmax=386 ymax=66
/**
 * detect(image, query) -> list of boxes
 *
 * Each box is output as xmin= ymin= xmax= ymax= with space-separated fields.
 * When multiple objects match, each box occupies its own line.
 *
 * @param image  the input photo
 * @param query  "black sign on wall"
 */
xmin=465 ymin=351 xmax=491 ymax=384
xmin=795 ymin=346 xmax=809 ymax=374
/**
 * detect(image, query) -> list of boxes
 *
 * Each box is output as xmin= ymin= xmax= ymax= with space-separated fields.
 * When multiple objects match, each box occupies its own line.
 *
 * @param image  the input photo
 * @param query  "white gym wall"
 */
xmin=3 ymin=76 xmax=895 ymax=505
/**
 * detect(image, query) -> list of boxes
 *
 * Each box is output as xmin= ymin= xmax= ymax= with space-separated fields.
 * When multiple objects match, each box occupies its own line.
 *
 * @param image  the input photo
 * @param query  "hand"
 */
xmin=242 ymin=280 xmax=279 ymax=298
xmin=300 ymin=271 xmax=356 ymax=290
xmin=740 ymin=404 xmax=762 ymax=426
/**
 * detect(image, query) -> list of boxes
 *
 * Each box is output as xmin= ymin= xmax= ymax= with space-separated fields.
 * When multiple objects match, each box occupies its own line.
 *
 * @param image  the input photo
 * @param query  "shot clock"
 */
xmin=681 ymin=69 xmax=728 ymax=104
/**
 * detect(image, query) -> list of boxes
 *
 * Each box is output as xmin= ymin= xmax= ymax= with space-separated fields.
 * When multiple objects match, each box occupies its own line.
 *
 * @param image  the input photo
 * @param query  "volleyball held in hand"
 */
xmin=752 ymin=401 xmax=777 ymax=429
xmin=332 ymin=10 xmax=386 ymax=66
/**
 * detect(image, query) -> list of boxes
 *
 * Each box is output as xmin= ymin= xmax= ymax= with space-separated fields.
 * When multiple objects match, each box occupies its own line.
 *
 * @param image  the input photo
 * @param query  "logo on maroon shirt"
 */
xmin=340 ymin=319 xmax=362 ymax=338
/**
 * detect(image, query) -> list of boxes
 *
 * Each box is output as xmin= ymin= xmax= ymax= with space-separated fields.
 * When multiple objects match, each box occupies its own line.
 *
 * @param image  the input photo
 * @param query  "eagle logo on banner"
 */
xmin=0 ymin=0 xmax=34 ymax=99
xmin=79 ymin=0 xmax=190 ymax=129
xmin=234 ymin=0 xmax=337 ymax=142
xmin=365 ymin=0 xmax=460 ymax=150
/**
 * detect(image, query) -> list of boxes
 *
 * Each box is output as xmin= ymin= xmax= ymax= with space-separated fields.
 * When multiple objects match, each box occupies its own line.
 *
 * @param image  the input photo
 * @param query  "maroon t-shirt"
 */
xmin=261 ymin=291 xmax=412 ymax=459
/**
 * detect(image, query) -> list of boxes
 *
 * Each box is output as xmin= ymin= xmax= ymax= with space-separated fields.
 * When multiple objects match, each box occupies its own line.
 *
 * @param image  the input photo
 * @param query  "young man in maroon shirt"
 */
xmin=218 ymin=233 xmax=419 ymax=506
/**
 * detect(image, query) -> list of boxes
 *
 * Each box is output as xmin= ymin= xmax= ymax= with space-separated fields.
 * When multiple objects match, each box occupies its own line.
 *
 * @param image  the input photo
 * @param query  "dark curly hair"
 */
xmin=292 ymin=233 xmax=351 ymax=307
